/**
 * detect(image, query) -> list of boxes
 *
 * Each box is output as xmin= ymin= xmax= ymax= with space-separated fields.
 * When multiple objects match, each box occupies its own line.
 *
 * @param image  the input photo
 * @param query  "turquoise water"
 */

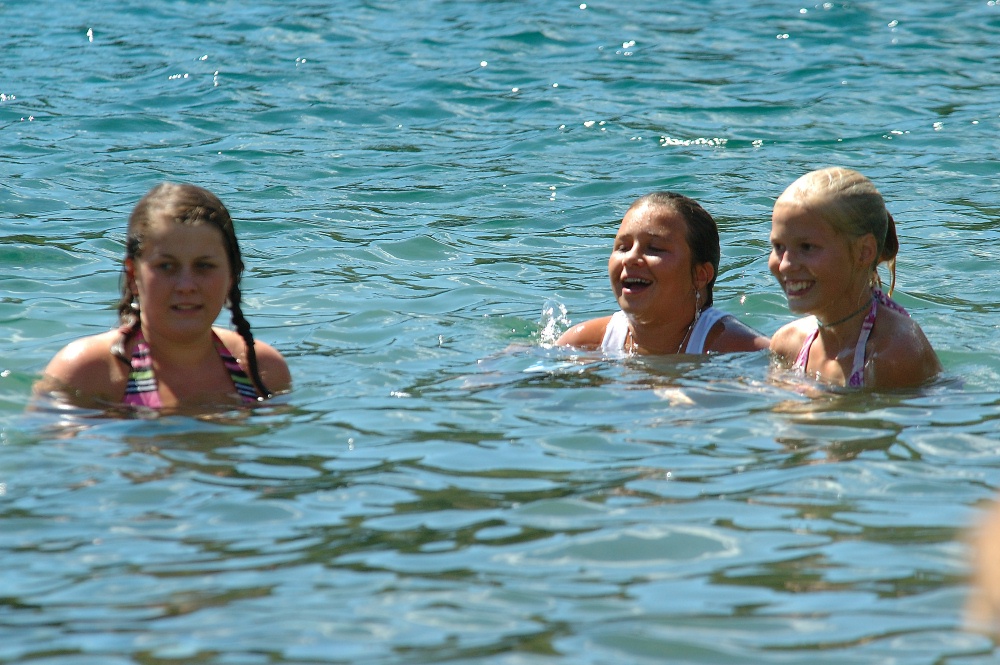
xmin=3 ymin=1 xmax=1000 ymax=662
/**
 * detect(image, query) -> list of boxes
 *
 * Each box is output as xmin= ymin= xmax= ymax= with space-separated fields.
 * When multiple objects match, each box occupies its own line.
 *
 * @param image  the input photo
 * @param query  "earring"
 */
xmin=130 ymin=298 xmax=140 ymax=311
xmin=693 ymin=290 xmax=702 ymax=323
xmin=224 ymin=298 xmax=232 ymax=309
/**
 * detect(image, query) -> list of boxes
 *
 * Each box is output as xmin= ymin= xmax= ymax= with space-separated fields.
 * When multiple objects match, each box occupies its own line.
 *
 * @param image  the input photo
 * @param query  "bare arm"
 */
xmin=706 ymin=316 xmax=771 ymax=353
xmin=252 ymin=340 xmax=293 ymax=395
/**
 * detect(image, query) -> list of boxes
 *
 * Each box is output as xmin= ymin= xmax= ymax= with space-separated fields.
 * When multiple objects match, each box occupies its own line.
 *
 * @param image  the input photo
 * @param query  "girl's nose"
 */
xmin=175 ymin=267 xmax=198 ymax=290
xmin=777 ymin=250 xmax=794 ymax=272
xmin=623 ymin=244 xmax=644 ymax=264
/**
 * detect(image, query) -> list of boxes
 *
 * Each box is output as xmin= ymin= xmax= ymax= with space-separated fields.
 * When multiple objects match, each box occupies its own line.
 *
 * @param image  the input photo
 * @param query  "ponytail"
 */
xmin=879 ymin=212 xmax=899 ymax=296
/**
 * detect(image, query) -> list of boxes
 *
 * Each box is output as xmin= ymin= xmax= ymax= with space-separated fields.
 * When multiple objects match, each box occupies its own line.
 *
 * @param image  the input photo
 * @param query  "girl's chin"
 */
xmin=617 ymin=287 xmax=656 ymax=304
xmin=784 ymin=296 xmax=814 ymax=314
xmin=617 ymin=298 xmax=649 ymax=313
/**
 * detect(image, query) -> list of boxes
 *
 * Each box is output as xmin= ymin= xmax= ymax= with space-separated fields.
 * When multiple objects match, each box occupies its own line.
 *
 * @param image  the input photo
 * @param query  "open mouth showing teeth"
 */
xmin=784 ymin=280 xmax=811 ymax=293
xmin=622 ymin=277 xmax=651 ymax=288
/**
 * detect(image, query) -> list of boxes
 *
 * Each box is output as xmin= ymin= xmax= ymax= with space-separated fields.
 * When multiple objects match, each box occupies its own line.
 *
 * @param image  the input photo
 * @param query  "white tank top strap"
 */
xmin=600 ymin=310 xmax=630 ymax=357
xmin=683 ymin=306 xmax=729 ymax=354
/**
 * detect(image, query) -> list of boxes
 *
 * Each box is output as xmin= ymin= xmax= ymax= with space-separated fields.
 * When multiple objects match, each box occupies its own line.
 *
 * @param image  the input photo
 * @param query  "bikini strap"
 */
xmin=123 ymin=327 xmax=161 ymax=407
xmin=846 ymin=297 xmax=880 ymax=388
xmin=845 ymin=288 xmax=911 ymax=388
xmin=212 ymin=332 xmax=264 ymax=403
xmin=793 ymin=323 xmax=820 ymax=373
xmin=874 ymin=287 xmax=909 ymax=316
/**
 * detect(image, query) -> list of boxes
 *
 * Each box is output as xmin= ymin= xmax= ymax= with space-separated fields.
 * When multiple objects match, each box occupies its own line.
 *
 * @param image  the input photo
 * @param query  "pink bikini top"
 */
xmin=793 ymin=289 xmax=908 ymax=388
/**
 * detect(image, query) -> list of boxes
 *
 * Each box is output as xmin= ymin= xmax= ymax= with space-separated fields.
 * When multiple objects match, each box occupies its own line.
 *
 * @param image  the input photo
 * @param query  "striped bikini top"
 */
xmin=123 ymin=328 xmax=263 ymax=407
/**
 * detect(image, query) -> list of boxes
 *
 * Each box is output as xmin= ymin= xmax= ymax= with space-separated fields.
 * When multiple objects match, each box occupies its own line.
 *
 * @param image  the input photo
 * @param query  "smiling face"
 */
xmin=127 ymin=219 xmax=233 ymax=344
xmin=768 ymin=199 xmax=874 ymax=319
xmin=608 ymin=202 xmax=710 ymax=323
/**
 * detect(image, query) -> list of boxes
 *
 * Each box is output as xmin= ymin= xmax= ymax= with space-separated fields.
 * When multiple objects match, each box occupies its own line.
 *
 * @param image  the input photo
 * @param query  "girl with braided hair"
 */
xmin=37 ymin=183 xmax=290 ymax=410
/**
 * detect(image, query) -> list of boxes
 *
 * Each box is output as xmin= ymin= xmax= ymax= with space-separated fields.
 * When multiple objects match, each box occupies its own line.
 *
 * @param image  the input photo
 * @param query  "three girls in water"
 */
xmin=39 ymin=168 xmax=940 ymax=411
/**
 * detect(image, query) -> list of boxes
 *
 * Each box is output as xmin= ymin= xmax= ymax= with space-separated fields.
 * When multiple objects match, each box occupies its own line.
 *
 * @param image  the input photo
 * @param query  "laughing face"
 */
xmin=768 ymin=199 xmax=872 ymax=319
xmin=608 ymin=202 xmax=708 ymax=323
xmin=127 ymin=219 xmax=233 ymax=344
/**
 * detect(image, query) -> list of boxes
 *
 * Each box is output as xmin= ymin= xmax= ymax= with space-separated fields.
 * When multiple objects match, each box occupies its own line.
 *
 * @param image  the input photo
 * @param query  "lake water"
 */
xmin=3 ymin=1 xmax=1000 ymax=662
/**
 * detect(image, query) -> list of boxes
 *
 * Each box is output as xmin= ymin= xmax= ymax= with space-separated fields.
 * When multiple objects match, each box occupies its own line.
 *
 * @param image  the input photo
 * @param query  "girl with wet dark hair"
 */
xmin=557 ymin=191 xmax=769 ymax=355
xmin=37 ymin=183 xmax=291 ymax=410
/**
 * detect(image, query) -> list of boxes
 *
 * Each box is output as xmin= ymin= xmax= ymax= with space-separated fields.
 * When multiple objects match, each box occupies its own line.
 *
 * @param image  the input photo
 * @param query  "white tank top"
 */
xmin=599 ymin=306 xmax=729 ymax=357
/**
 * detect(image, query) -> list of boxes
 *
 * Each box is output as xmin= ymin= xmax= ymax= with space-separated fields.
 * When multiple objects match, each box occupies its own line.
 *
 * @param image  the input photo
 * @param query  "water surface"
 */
xmin=3 ymin=1 xmax=1000 ymax=662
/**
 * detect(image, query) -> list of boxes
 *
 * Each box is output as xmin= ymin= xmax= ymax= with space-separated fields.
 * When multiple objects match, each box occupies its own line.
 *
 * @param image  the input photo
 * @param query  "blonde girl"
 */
xmin=768 ymin=167 xmax=940 ymax=389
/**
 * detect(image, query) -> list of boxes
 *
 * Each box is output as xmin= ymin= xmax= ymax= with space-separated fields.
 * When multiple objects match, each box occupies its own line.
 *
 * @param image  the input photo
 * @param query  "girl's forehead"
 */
xmin=141 ymin=219 xmax=228 ymax=250
xmin=774 ymin=200 xmax=836 ymax=227
xmin=617 ymin=205 xmax=686 ymax=236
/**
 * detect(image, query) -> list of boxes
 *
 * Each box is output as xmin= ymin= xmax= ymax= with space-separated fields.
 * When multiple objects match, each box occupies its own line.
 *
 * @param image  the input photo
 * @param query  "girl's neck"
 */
xmin=816 ymin=293 xmax=874 ymax=330
xmin=625 ymin=313 xmax=697 ymax=355
xmin=139 ymin=326 xmax=220 ymax=367
xmin=813 ymin=288 xmax=875 ymax=353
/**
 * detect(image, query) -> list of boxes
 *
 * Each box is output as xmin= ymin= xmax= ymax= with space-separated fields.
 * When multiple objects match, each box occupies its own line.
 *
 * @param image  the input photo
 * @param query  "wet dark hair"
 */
xmin=628 ymin=191 xmax=720 ymax=307
xmin=112 ymin=182 xmax=271 ymax=398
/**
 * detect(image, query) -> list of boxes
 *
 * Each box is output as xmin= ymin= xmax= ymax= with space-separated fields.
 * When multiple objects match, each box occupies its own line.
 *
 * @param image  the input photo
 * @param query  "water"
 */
xmin=3 ymin=0 xmax=1000 ymax=662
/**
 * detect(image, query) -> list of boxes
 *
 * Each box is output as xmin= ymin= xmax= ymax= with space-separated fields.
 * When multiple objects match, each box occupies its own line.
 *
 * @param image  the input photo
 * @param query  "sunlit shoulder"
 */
xmin=555 ymin=316 xmax=612 ymax=350
xmin=768 ymin=318 xmax=814 ymax=367
xmin=214 ymin=327 xmax=292 ymax=394
xmin=863 ymin=306 xmax=941 ymax=390
xmin=35 ymin=331 xmax=126 ymax=405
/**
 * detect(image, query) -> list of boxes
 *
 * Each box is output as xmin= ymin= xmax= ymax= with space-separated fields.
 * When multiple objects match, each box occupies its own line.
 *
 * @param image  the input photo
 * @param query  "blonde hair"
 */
xmin=778 ymin=167 xmax=899 ymax=294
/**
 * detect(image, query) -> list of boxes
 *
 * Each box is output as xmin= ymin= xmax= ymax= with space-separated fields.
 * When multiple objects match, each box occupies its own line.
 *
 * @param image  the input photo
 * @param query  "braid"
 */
xmin=228 ymin=282 xmax=272 ymax=399
xmin=112 ymin=237 xmax=143 ymax=364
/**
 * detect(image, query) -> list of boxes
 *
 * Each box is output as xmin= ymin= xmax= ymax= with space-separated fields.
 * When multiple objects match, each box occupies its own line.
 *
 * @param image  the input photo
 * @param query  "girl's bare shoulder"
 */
xmin=769 ymin=317 xmax=814 ymax=362
xmin=214 ymin=328 xmax=292 ymax=394
xmin=37 ymin=330 xmax=125 ymax=401
xmin=556 ymin=316 xmax=613 ymax=349
xmin=869 ymin=309 xmax=942 ymax=388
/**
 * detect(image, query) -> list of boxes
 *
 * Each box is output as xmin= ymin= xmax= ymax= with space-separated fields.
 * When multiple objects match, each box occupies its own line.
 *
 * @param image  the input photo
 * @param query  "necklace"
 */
xmin=816 ymin=295 xmax=874 ymax=329
xmin=626 ymin=317 xmax=696 ymax=355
